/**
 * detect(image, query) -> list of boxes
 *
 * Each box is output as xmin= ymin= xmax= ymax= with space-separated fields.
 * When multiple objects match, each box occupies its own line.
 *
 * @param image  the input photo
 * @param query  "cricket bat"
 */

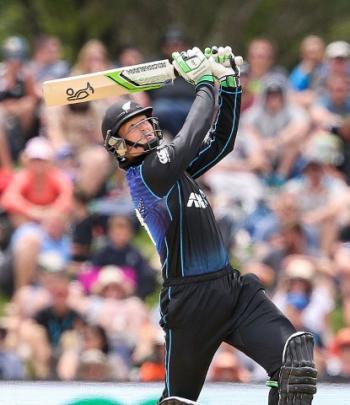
xmin=42 ymin=59 xmax=176 ymax=106
xmin=42 ymin=55 xmax=244 ymax=107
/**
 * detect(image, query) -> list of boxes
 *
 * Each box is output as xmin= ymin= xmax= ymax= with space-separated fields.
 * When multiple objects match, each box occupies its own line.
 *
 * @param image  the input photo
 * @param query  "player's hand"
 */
xmin=204 ymin=46 xmax=243 ymax=85
xmin=172 ymin=47 xmax=214 ymax=85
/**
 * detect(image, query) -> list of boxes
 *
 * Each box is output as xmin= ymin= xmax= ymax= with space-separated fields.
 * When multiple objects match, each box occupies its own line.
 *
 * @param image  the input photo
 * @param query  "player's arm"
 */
xmin=142 ymin=47 xmax=217 ymax=197
xmin=186 ymin=46 xmax=242 ymax=179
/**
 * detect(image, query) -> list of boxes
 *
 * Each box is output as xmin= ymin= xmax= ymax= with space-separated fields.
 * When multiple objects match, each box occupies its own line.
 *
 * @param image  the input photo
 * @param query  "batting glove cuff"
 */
xmin=220 ymin=75 xmax=241 ymax=88
xmin=196 ymin=74 xmax=215 ymax=86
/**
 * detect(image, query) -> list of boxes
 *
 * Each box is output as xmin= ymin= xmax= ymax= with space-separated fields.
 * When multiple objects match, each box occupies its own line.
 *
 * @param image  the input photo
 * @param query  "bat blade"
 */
xmin=42 ymin=59 xmax=176 ymax=106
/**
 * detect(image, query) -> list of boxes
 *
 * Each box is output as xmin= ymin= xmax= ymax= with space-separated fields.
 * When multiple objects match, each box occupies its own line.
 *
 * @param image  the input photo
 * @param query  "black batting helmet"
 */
xmin=101 ymin=99 xmax=162 ymax=164
xmin=101 ymin=99 xmax=152 ymax=140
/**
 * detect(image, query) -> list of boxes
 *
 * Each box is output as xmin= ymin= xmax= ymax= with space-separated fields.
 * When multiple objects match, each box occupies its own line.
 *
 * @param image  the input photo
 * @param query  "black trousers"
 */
xmin=159 ymin=267 xmax=296 ymax=404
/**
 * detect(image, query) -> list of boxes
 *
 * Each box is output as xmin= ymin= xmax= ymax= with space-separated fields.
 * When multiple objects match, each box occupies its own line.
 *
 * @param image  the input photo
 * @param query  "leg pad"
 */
xmin=278 ymin=332 xmax=317 ymax=405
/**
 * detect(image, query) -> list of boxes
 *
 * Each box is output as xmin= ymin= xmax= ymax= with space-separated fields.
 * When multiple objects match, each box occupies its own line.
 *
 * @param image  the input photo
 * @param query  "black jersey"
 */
xmin=0 ymin=64 xmax=26 ymax=101
xmin=126 ymin=82 xmax=241 ymax=281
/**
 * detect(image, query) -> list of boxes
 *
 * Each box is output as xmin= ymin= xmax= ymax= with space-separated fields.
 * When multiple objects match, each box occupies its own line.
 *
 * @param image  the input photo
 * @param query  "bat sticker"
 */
xmin=66 ymin=82 xmax=94 ymax=101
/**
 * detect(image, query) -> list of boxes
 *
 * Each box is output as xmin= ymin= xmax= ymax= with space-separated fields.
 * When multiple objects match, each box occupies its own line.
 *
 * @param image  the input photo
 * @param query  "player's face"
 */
xmin=119 ymin=114 xmax=156 ymax=156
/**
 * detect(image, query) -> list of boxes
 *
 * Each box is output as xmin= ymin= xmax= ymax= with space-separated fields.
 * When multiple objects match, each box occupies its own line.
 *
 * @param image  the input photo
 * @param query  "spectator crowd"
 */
xmin=0 ymin=29 xmax=350 ymax=385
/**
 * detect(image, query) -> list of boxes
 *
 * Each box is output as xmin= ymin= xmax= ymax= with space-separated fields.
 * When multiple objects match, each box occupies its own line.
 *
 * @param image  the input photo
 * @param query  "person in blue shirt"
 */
xmin=289 ymin=35 xmax=326 ymax=92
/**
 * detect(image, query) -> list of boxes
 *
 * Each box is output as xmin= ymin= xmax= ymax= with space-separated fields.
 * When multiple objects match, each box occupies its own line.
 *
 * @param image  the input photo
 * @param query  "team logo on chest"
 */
xmin=137 ymin=198 xmax=145 ymax=216
xmin=186 ymin=189 xmax=208 ymax=208
xmin=156 ymin=146 xmax=171 ymax=164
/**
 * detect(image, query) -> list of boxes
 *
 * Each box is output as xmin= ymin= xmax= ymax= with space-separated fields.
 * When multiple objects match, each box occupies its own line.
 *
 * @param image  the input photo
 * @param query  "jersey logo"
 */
xmin=157 ymin=146 xmax=170 ymax=164
xmin=122 ymin=101 xmax=132 ymax=112
xmin=137 ymin=198 xmax=145 ymax=216
xmin=187 ymin=190 xmax=208 ymax=208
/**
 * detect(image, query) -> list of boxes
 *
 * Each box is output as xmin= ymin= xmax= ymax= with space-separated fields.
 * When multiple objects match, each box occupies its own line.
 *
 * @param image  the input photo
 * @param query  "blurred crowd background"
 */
xmin=0 ymin=19 xmax=350 ymax=387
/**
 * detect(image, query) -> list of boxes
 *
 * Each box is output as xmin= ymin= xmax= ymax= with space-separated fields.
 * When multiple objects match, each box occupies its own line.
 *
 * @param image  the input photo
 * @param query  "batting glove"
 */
xmin=172 ymin=47 xmax=214 ymax=86
xmin=205 ymin=46 xmax=242 ymax=87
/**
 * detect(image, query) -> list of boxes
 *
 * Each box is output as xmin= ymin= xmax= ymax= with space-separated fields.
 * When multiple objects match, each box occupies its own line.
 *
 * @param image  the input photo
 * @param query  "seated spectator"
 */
xmin=259 ymin=221 xmax=320 ymax=286
xmin=243 ymin=76 xmax=310 ymax=183
xmin=7 ymin=270 xmax=82 ymax=379
xmin=138 ymin=330 xmax=165 ymax=382
xmin=33 ymin=271 xmax=82 ymax=350
xmin=70 ymin=39 xmax=113 ymax=117
xmin=57 ymin=322 xmax=128 ymax=381
xmin=326 ymin=327 xmax=350 ymax=381
xmin=325 ymin=41 xmax=350 ymax=72
xmin=9 ymin=251 xmax=66 ymax=319
xmin=58 ymin=39 xmax=115 ymax=208
xmin=246 ymin=191 xmax=320 ymax=286
xmin=92 ymin=265 xmax=135 ymax=299
xmin=10 ymin=212 xmax=72 ymax=289
xmin=149 ymin=28 xmax=195 ymax=136
xmin=28 ymin=35 xmax=70 ymax=95
xmin=0 ymin=36 xmax=39 ymax=160
xmin=43 ymin=98 xmax=112 ymax=198
xmin=300 ymin=129 xmax=345 ymax=177
xmin=91 ymin=215 xmax=158 ymax=300
xmin=0 ymin=318 xmax=24 ymax=379
xmin=283 ymin=132 xmax=348 ymax=253
xmin=310 ymin=73 xmax=350 ymax=128
xmin=203 ymin=128 xmax=266 ymax=218
xmin=245 ymin=37 xmax=287 ymax=96
xmin=289 ymin=35 xmax=326 ymax=107
xmin=273 ymin=255 xmax=335 ymax=343
xmin=76 ymin=349 xmax=112 ymax=381
xmin=116 ymin=44 xmax=144 ymax=68
xmin=70 ymin=266 xmax=153 ymax=374
xmin=115 ymin=44 xmax=151 ymax=108
xmin=1 ymin=136 xmax=73 ymax=226
xmin=2 ymin=311 xmax=52 ymax=379
xmin=207 ymin=343 xmax=250 ymax=382
xmin=283 ymin=289 xmax=310 ymax=331
xmin=315 ymin=40 xmax=350 ymax=96
xmin=43 ymin=98 xmax=102 ymax=151
xmin=71 ymin=39 xmax=111 ymax=76
xmin=283 ymin=291 xmax=329 ymax=379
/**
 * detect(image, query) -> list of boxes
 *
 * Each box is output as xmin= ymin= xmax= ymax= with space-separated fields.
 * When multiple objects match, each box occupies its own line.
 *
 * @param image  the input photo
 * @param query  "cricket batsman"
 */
xmin=101 ymin=46 xmax=317 ymax=405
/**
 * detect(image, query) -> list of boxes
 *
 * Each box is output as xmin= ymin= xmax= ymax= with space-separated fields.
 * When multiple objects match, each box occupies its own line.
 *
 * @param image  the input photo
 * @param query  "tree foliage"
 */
xmin=0 ymin=0 xmax=349 ymax=67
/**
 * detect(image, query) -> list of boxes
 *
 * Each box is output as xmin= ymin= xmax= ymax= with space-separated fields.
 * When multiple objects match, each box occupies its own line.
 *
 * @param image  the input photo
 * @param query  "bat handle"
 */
xmin=170 ymin=52 xmax=244 ymax=80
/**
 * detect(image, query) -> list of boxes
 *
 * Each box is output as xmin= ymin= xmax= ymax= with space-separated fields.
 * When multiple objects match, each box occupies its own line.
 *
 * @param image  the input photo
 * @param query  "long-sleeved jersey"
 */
xmin=126 ymin=82 xmax=242 ymax=282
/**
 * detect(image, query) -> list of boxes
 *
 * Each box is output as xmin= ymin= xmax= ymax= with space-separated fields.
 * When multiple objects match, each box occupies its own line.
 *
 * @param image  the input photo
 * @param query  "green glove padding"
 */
xmin=172 ymin=47 xmax=214 ymax=85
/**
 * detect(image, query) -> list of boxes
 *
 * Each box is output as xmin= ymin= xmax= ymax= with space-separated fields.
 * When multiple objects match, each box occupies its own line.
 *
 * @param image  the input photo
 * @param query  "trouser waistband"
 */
xmin=163 ymin=264 xmax=238 ymax=287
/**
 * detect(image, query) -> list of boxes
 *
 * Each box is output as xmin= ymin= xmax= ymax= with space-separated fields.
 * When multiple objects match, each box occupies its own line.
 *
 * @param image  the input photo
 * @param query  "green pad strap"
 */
xmin=221 ymin=76 xmax=240 ymax=88
xmin=197 ymin=75 xmax=215 ymax=84
xmin=266 ymin=380 xmax=279 ymax=389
